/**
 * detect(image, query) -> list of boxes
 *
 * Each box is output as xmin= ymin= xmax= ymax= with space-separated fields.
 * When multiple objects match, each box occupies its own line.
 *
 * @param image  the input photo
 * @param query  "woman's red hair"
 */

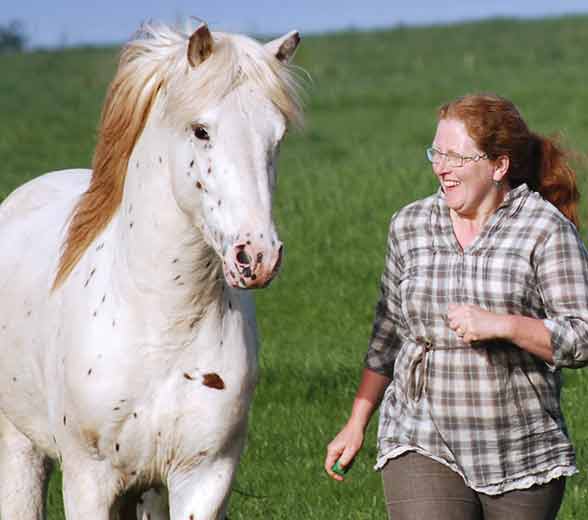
xmin=439 ymin=94 xmax=580 ymax=227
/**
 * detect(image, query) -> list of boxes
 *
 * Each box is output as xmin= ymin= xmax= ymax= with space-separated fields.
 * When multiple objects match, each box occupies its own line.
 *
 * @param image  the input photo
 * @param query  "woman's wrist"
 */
xmin=347 ymin=400 xmax=375 ymax=431
xmin=495 ymin=314 xmax=516 ymax=340
xmin=494 ymin=314 xmax=554 ymax=363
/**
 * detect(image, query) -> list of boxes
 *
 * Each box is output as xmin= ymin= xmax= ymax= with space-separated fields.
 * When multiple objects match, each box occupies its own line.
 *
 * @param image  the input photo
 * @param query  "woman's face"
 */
xmin=432 ymin=118 xmax=502 ymax=219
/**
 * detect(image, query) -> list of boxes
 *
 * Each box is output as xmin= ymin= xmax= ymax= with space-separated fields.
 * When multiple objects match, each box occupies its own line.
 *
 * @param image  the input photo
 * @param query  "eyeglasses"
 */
xmin=425 ymin=146 xmax=488 ymax=168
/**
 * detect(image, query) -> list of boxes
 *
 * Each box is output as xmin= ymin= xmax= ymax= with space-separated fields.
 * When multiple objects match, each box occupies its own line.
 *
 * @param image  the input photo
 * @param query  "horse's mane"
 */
xmin=52 ymin=22 xmax=303 ymax=290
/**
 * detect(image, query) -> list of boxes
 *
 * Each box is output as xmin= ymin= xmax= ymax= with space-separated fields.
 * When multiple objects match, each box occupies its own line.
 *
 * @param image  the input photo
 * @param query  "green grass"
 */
xmin=2 ymin=15 xmax=588 ymax=519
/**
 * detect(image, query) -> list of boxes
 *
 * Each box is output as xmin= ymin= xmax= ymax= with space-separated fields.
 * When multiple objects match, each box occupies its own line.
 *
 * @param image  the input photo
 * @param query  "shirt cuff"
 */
xmin=544 ymin=318 xmax=579 ymax=368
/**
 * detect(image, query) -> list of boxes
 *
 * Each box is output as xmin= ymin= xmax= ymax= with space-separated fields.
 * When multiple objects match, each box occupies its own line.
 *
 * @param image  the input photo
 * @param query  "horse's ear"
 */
xmin=265 ymin=30 xmax=301 ymax=64
xmin=188 ymin=23 xmax=213 ymax=67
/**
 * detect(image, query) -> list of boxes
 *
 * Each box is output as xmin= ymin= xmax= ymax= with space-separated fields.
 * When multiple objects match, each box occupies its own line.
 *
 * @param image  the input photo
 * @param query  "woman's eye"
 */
xmin=192 ymin=125 xmax=210 ymax=141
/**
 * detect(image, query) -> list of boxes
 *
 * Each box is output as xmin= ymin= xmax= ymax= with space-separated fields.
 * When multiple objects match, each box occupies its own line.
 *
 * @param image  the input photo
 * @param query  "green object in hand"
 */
xmin=332 ymin=459 xmax=350 ymax=476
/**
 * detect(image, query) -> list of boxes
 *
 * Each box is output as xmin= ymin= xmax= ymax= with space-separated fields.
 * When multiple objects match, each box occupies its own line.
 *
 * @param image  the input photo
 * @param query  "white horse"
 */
xmin=0 ymin=21 xmax=302 ymax=520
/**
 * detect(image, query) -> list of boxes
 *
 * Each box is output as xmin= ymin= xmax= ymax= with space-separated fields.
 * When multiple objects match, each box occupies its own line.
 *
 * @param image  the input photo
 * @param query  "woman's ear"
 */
xmin=493 ymin=155 xmax=510 ymax=183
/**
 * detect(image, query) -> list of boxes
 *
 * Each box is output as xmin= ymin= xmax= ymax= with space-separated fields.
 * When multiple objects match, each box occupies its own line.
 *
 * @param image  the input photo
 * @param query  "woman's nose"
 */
xmin=432 ymin=157 xmax=449 ymax=175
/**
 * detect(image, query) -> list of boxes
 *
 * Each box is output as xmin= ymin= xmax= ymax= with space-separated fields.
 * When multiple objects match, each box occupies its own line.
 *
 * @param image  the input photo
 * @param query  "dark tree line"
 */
xmin=0 ymin=20 xmax=27 ymax=52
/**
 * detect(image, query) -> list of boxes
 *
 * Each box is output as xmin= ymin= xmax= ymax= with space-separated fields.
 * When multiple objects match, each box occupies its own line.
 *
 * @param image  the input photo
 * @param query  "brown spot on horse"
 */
xmin=203 ymin=373 xmax=225 ymax=390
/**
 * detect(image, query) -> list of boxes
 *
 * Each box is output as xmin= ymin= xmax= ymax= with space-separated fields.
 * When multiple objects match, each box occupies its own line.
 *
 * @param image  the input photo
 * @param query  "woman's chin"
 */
xmin=445 ymin=190 xmax=465 ymax=209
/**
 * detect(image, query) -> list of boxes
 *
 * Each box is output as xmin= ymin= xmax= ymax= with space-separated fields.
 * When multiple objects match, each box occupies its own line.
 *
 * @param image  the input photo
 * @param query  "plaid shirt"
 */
xmin=366 ymin=183 xmax=588 ymax=494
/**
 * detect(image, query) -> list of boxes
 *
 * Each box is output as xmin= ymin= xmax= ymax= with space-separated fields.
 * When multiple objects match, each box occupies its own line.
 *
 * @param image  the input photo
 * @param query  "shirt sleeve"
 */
xmin=536 ymin=219 xmax=588 ymax=368
xmin=364 ymin=217 xmax=406 ymax=377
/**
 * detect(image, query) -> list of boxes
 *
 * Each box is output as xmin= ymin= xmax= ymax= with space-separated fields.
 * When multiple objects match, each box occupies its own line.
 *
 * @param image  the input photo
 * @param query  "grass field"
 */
xmin=2 ymin=14 xmax=588 ymax=519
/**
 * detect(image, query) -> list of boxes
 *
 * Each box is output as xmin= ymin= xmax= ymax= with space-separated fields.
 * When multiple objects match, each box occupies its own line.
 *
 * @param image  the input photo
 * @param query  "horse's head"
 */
xmin=51 ymin=22 xmax=303 ymax=293
xmin=166 ymin=24 xmax=302 ymax=289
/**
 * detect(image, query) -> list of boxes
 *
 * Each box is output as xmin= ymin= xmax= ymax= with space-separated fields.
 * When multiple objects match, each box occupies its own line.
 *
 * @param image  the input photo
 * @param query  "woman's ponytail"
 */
xmin=534 ymin=133 xmax=579 ymax=228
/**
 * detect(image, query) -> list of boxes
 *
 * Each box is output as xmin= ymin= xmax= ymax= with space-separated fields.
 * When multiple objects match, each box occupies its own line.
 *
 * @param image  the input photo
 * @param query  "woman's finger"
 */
xmin=325 ymin=443 xmax=345 ymax=479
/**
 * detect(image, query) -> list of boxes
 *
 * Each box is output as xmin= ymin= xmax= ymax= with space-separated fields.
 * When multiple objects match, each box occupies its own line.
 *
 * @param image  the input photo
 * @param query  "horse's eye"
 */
xmin=192 ymin=125 xmax=210 ymax=141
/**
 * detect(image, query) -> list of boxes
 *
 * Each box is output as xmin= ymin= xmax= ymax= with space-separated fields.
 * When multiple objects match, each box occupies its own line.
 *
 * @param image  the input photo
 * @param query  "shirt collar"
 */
xmin=432 ymin=183 xmax=531 ymax=250
xmin=435 ymin=183 xmax=530 ymax=217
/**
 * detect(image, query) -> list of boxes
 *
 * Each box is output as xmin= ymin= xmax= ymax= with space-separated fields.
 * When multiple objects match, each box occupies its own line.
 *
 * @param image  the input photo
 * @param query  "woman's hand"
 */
xmin=448 ymin=304 xmax=554 ymax=362
xmin=447 ymin=304 xmax=506 ymax=344
xmin=324 ymin=419 xmax=365 ymax=481
xmin=324 ymin=368 xmax=390 ymax=481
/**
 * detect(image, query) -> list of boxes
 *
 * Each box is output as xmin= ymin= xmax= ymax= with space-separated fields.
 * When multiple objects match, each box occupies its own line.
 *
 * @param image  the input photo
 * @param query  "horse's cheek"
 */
xmin=170 ymin=165 xmax=201 ymax=217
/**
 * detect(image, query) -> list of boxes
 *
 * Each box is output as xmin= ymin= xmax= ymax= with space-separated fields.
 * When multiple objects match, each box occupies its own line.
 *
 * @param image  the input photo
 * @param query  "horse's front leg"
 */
xmin=0 ymin=413 xmax=51 ymax=520
xmin=167 ymin=443 xmax=243 ymax=520
xmin=61 ymin=456 xmax=120 ymax=520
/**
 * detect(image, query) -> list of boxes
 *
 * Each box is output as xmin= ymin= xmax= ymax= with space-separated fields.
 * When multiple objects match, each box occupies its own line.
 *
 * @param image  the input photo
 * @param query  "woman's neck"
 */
xmin=449 ymin=184 xmax=510 ymax=249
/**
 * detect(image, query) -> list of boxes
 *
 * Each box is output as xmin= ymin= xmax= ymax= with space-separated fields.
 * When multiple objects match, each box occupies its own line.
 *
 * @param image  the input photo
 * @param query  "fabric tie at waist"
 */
xmin=407 ymin=337 xmax=471 ymax=402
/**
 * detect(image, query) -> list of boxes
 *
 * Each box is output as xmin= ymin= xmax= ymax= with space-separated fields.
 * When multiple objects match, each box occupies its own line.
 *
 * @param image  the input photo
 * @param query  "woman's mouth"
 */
xmin=443 ymin=179 xmax=461 ymax=191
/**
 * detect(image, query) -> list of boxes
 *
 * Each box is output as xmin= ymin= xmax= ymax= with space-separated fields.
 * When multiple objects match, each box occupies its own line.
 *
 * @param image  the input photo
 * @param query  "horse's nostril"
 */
xmin=236 ymin=250 xmax=251 ymax=265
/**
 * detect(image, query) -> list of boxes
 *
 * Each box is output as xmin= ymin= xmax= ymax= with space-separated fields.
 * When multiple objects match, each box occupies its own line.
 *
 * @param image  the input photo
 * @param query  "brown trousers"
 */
xmin=382 ymin=452 xmax=565 ymax=520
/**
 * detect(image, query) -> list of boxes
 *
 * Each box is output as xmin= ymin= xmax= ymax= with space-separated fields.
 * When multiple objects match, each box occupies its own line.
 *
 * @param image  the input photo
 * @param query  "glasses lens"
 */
xmin=447 ymin=154 xmax=461 ymax=168
xmin=427 ymin=148 xmax=468 ymax=167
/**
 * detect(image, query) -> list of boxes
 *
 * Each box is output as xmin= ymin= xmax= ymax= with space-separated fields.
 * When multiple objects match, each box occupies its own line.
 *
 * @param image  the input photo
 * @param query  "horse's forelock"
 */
xmin=164 ymin=31 xmax=304 ymax=130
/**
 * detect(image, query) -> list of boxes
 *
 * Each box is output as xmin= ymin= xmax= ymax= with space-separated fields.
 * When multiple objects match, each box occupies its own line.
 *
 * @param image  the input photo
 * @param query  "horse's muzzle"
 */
xmin=223 ymin=240 xmax=283 ymax=289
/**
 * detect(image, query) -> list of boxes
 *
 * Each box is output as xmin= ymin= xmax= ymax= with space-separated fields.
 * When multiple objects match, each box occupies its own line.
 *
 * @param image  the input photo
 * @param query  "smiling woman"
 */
xmin=325 ymin=93 xmax=588 ymax=520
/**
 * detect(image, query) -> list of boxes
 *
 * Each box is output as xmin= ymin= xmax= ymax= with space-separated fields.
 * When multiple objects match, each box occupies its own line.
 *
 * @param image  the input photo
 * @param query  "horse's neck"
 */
xmin=112 ymin=125 xmax=223 ymax=331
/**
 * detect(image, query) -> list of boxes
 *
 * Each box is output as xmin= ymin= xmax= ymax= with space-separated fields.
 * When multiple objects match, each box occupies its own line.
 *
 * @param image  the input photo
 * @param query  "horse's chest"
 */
xmin=62 ymin=311 xmax=258 ymax=472
xmin=77 ymin=358 xmax=256 ymax=476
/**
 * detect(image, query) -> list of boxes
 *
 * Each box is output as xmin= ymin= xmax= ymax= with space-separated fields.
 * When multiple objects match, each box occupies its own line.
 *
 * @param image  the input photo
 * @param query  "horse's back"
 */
xmin=0 ymin=169 xmax=90 ymax=299
xmin=0 ymin=169 xmax=90 ymax=225
xmin=0 ymin=168 xmax=90 ymax=267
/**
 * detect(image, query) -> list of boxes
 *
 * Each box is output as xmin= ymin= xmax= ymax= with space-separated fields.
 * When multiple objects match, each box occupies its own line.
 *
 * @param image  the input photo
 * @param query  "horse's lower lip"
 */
xmin=230 ymin=281 xmax=271 ymax=290
xmin=224 ymin=268 xmax=274 ymax=289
